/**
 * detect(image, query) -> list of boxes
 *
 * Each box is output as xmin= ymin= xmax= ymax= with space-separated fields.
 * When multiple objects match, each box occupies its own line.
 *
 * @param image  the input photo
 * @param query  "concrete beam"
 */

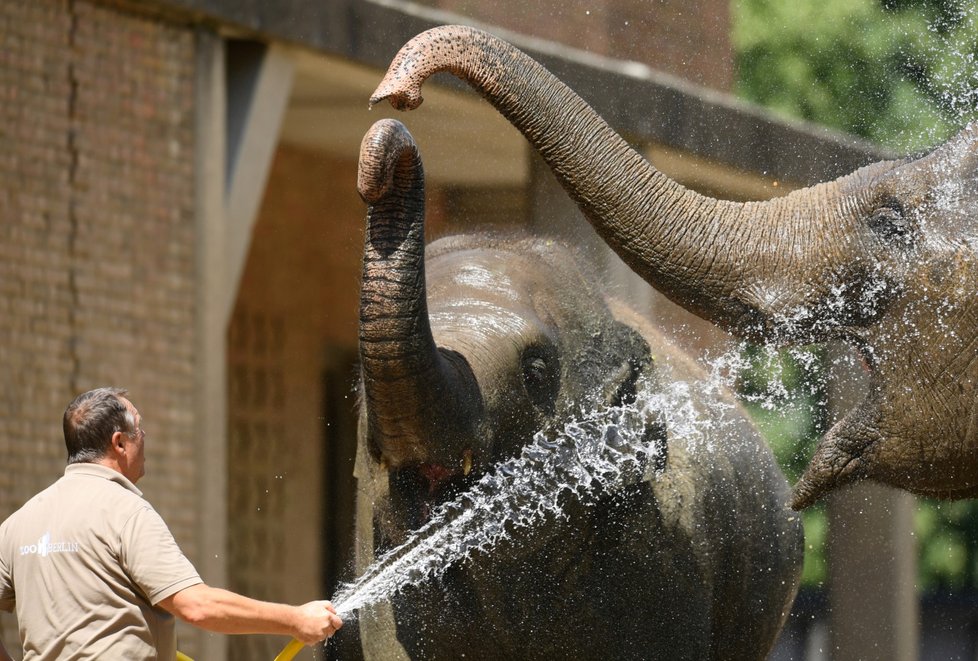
xmin=144 ymin=0 xmax=884 ymax=185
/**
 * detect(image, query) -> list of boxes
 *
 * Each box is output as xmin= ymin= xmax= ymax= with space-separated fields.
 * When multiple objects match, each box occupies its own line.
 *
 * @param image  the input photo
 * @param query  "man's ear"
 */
xmin=110 ymin=430 xmax=127 ymax=455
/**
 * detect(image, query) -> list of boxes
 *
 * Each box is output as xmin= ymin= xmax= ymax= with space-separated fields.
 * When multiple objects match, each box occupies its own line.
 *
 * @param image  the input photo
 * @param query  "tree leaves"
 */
xmin=733 ymin=0 xmax=978 ymax=152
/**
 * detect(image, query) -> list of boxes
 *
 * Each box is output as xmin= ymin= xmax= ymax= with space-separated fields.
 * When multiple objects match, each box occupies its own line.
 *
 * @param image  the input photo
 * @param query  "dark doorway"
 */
xmin=322 ymin=349 xmax=363 ymax=660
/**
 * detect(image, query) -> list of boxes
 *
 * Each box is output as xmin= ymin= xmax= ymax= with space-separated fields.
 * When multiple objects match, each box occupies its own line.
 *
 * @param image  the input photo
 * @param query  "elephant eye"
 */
xmin=521 ymin=348 xmax=560 ymax=413
xmin=868 ymin=200 xmax=910 ymax=241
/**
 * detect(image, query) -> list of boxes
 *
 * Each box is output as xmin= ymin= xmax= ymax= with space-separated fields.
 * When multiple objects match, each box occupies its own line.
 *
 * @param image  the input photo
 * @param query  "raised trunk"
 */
xmin=358 ymin=118 xmax=481 ymax=467
xmin=371 ymin=26 xmax=872 ymax=344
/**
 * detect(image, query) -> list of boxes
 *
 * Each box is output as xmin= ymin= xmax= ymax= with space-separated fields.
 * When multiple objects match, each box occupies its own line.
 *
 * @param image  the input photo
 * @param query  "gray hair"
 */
xmin=63 ymin=387 xmax=136 ymax=464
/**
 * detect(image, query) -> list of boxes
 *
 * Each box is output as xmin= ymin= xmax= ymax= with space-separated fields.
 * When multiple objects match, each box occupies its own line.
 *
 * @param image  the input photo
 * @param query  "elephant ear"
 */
xmin=599 ymin=311 xmax=668 ymax=477
xmin=601 ymin=319 xmax=653 ymax=409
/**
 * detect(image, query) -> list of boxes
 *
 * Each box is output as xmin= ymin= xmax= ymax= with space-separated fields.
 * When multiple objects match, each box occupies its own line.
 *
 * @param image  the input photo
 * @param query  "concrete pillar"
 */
xmin=223 ymin=39 xmax=295 ymax=324
xmin=193 ymin=30 xmax=295 ymax=660
xmin=193 ymin=28 xmax=230 ymax=661
xmin=825 ymin=344 xmax=918 ymax=661
xmin=826 ymin=484 xmax=918 ymax=660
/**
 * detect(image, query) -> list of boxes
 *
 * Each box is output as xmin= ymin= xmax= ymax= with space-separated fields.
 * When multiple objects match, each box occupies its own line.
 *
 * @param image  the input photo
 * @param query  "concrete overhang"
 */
xmin=282 ymin=49 xmax=529 ymax=186
xmin=145 ymin=0 xmax=886 ymax=190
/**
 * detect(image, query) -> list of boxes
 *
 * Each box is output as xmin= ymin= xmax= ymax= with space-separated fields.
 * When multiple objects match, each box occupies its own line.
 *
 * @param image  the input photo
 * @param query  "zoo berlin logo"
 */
xmin=19 ymin=532 xmax=80 ymax=557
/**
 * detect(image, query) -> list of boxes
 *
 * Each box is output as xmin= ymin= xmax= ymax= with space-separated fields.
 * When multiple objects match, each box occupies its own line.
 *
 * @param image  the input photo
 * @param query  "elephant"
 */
xmin=351 ymin=117 xmax=803 ymax=660
xmin=369 ymin=25 xmax=978 ymax=509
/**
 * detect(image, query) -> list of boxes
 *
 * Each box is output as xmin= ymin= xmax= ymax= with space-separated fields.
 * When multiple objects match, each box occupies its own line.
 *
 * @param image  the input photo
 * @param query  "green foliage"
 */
xmin=732 ymin=0 xmax=978 ymax=152
xmin=737 ymin=345 xmax=829 ymax=585
xmin=915 ymin=499 xmax=978 ymax=590
xmin=800 ymin=505 xmax=828 ymax=585
xmin=733 ymin=0 xmax=978 ymax=590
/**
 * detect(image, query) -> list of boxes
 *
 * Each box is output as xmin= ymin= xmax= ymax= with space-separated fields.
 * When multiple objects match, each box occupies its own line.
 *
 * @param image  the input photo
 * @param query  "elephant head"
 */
xmin=370 ymin=25 xmax=978 ymax=509
xmin=357 ymin=118 xmax=653 ymax=492
xmin=353 ymin=118 xmax=802 ymax=660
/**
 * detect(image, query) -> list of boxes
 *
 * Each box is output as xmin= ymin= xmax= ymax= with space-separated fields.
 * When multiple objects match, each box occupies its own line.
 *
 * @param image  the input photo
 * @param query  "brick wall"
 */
xmin=0 ymin=0 xmax=197 ymax=655
xmin=422 ymin=0 xmax=733 ymax=91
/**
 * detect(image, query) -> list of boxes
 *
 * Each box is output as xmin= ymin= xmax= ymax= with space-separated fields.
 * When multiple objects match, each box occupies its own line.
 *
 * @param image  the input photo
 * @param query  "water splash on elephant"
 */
xmin=329 ymin=371 xmax=742 ymax=620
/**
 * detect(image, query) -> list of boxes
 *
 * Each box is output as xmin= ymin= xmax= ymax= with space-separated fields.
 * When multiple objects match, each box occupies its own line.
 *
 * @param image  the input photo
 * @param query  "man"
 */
xmin=0 ymin=387 xmax=342 ymax=659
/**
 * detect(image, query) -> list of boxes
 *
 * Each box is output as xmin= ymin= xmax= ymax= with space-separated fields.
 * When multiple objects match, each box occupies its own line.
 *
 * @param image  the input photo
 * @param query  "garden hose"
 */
xmin=172 ymin=633 xmax=302 ymax=660
xmin=174 ymin=638 xmax=300 ymax=660
xmin=274 ymin=638 xmax=304 ymax=661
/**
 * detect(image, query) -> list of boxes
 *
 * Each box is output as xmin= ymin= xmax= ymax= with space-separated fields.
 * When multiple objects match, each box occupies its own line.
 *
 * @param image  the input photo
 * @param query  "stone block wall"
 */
xmin=0 ymin=0 xmax=198 ymax=655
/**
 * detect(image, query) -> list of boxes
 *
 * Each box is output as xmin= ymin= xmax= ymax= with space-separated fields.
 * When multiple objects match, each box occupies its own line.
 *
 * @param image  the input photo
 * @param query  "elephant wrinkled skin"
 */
xmin=370 ymin=25 xmax=978 ymax=509
xmin=353 ymin=118 xmax=802 ymax=660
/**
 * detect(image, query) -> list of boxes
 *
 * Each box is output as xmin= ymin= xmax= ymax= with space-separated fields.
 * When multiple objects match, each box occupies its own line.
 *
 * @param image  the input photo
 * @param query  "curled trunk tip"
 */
xmin=358 ymin=118 xmax=419 ymax=204
xmin=370 ymin=25 xmax=493 ymax=111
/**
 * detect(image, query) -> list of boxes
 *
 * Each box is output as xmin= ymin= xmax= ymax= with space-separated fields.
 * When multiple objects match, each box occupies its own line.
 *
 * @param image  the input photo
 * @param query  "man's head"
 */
xmin=64 ymin=387 xmax=146 ymax=483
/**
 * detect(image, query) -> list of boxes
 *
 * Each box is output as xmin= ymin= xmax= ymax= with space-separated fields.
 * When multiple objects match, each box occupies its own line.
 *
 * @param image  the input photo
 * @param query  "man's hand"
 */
xmin=160 ymin=584 xmax=342 ymax=643
xmin=292 ymin=600 xmax=342 ymax=644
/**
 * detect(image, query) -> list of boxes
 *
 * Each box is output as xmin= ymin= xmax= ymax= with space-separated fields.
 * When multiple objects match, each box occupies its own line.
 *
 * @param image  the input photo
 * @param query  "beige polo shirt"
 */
xmin=0 ymin=463 xmax=202 ymax=660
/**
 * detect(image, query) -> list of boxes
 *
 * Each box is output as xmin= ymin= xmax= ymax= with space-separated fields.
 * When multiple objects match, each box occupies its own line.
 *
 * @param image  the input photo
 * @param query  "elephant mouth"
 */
xmin=393 ymin=457 xmax=477 ymax=528
xmin=420 ymin=461 xmax=471 ymax=501
xmin=911 ymin=481 xmax=978 ymax=501
xmin=834 ymin=329 xmax=879 ymax=374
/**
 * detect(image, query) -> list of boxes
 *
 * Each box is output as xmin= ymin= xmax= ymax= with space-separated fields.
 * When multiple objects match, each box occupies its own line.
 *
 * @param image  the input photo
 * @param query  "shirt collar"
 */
xmin=65 ymin=463 xmax=143 ymax=497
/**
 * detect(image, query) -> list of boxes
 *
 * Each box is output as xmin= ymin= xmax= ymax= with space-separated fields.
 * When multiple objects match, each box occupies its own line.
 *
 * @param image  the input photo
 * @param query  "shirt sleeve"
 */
xmin=0 ymin=522 xmax=15 ymax=612
xmin=119 ymin=505 xmax=202 ymax=605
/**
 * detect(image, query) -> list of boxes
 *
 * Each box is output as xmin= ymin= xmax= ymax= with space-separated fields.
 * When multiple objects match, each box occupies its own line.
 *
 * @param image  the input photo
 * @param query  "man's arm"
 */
xmin=158 ymin=583 xmax=342 ymax=645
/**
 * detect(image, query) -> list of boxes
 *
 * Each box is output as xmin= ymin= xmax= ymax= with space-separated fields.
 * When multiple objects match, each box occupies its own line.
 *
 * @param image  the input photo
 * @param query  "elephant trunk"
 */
xmin=371 ymin=26 xmax=871 ymax=344
xmin=358 ymin=119 xmax=481 ymax=468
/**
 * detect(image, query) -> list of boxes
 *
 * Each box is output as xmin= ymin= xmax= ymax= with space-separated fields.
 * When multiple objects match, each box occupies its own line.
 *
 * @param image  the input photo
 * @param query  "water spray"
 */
xmin=269 ymin=369 xmax=740 ymax=659
xmin=269 ymin=336 xmax=810 ymax=660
